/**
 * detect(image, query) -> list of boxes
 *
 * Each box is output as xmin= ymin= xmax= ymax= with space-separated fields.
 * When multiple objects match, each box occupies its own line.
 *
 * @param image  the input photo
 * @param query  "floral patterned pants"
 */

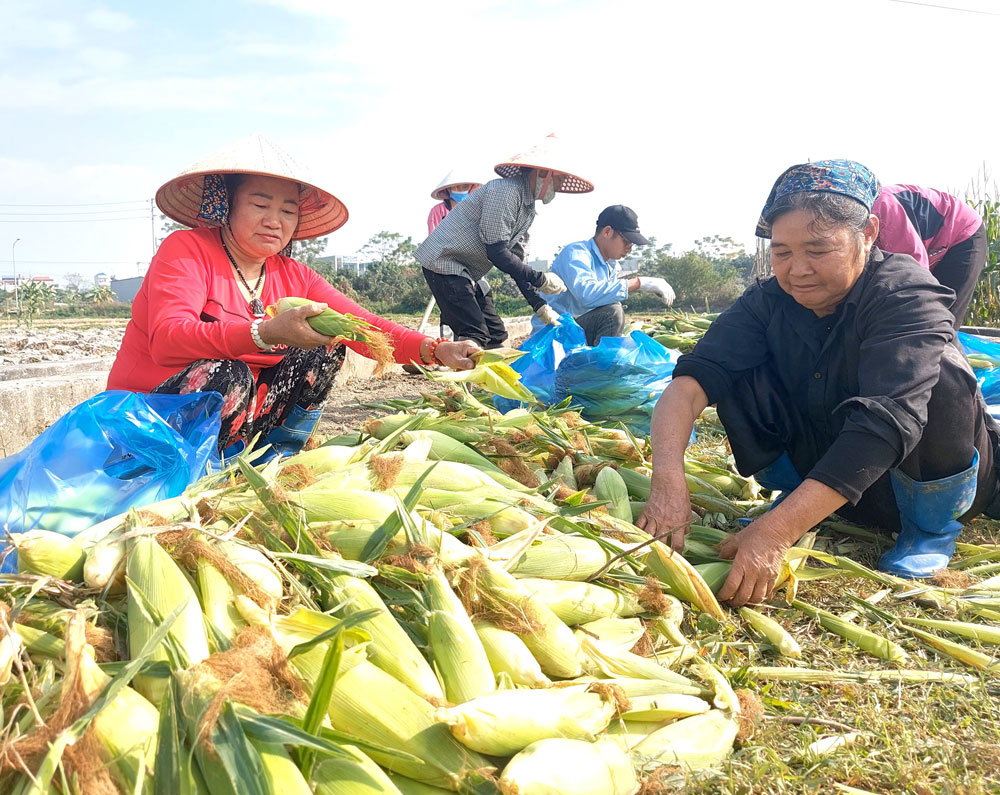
xmin=152 ymin=345 xmax=345 ymax=452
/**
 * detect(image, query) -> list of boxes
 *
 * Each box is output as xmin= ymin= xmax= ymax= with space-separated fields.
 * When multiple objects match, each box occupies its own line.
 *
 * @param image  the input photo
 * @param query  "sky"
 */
xmin=1 ymin=0 xmax=1000 ymax=284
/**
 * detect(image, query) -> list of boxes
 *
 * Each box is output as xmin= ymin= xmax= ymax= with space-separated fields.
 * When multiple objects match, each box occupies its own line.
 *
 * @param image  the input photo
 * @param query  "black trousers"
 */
xmin=422 ymin=268 xmax=508 ymax=348
xmin=717 ymin=344 xmax=999 ymax=533
xmin=576 ymin=303 xmax=625 ymax=346
xmin=933 ymin=223 xmax=987 ymax=329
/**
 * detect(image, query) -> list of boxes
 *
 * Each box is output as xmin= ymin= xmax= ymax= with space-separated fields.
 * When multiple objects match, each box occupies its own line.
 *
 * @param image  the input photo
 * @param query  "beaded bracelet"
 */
xmin=427 ymin=336 xmax=448 ymax=366
xmin=250 ymin=318 xmax=273 ymax=351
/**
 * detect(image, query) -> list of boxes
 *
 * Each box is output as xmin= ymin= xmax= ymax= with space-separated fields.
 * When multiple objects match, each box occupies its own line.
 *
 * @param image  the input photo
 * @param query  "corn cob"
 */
xmin=127 ymin=536 xmax=211 ymax=703
xmin=474 ymin=621 xmax=550 ymax=688
xmin=434 ymin=687 xmax=616 ymax=756
xmin=268 ymin=296 xmax=394 ymax=372
xmin=517 ymin=577 xmax=642 ymax=625
xmin=14 ymin=529 xmax=86 ymax=581
xmin=499 ymin=738 xmax=638 ymax=795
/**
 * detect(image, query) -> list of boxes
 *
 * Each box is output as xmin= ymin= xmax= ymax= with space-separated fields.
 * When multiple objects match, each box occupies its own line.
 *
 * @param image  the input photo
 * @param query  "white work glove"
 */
xmin=638 ymin=276 xmax=676 ymax=305
xmin=535 ymin=304 xmax=561 ymax=326
xmin=537 ymin=271 xmax=567 ymax=295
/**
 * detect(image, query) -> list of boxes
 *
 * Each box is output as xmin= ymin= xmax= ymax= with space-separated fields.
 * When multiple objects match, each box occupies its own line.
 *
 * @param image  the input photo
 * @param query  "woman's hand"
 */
xmin=434 ymin=340 xmax=481 ymax=370
xmin=636 ymin=478 xmax=693 ymax=552
xmin=716 ymin=517 xmax=793 ymax=606
xmin=258 ymin=302 xmax=335 ymax=350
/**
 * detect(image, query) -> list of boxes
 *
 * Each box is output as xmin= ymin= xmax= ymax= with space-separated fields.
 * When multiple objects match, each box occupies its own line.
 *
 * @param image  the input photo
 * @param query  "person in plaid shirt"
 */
xmin=416 ymin=135 xmax=594 ymax=348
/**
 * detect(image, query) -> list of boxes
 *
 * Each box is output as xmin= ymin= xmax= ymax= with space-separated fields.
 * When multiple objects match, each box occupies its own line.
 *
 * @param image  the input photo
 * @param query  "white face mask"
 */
xmin=534 ymin=172 xmax=557 ymax=204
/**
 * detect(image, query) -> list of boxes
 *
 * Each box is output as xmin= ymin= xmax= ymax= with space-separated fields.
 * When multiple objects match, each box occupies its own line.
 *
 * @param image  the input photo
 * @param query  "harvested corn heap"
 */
xmin=2 ymin=346 xmax=1000 ymax=792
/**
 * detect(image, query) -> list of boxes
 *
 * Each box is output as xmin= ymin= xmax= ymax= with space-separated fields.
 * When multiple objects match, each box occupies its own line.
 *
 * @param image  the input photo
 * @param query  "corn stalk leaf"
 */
xmin=154 ymin=675 xmax=197 ymax=795
xmin=359 ymin=462 xmax=438 ymax=563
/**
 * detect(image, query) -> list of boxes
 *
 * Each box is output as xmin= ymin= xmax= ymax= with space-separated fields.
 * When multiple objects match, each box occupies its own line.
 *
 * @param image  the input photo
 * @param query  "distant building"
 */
xmin=111 ymin=276 xmax=144 ymax=303
xmin=94 ymin=272 xmax=111 ymax=287
xmin=528 ymin=258 xmax=550 ymax=272
xmin=315 ymin=255 xmax=372 ymax=276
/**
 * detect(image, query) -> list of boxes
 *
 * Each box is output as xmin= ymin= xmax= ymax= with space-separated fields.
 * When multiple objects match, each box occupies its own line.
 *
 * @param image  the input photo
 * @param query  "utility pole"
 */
xmin=11 ymin=238 xmax=20 ymax=313
xmin=150 ymin=198 xmax=156 ymax=256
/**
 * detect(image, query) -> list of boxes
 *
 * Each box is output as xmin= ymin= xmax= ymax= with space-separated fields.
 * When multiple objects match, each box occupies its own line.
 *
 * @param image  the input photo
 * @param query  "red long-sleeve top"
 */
xmin=107 ymin=227 xmax=427 ymax=392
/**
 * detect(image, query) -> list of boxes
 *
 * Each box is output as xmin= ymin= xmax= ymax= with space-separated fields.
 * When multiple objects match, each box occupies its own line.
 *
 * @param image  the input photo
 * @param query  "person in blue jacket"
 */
xmin=536 ymin=205 xmax=675 ymax=344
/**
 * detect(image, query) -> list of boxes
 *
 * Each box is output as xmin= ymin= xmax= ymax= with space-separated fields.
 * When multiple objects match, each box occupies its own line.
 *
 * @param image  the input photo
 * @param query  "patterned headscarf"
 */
xmin=756 ymin=160 xmax=881 ymax=239
xmin=196 ymin=173 xmax=294 ymax=256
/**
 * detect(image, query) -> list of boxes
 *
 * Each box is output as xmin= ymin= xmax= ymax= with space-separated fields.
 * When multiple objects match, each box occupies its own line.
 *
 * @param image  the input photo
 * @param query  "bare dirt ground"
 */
xmin=318 ymin=371 xmax=427 ymax=437
xmin=0 ymin=322 xmax=128 ymax=366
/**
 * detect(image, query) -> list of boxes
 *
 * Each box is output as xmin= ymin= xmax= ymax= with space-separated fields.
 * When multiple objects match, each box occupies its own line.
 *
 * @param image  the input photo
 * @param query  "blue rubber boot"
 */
xmin=258 ymin=405 xmax=323 ymax=462
xmin=879 ymin=451 xmax=979 ymax=578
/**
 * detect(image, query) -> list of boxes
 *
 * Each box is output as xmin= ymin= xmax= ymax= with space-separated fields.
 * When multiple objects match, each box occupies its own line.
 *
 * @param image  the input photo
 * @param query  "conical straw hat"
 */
xmin=493 ymin=133 xmax=594 ymax=193
xmin=155 ymin=133 xmax=348 ymax=240
xmin=430 ymin=168 xmax=486 ymax=200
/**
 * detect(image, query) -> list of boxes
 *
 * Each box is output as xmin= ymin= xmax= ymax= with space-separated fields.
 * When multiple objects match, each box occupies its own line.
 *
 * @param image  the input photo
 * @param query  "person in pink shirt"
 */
xmin=108 ymin=135 xmax=480 ymax=458
xmin=872 ymin=184 xmax=986 ymax=327
xmin=427 ymin=170 xmax=483 ymax=234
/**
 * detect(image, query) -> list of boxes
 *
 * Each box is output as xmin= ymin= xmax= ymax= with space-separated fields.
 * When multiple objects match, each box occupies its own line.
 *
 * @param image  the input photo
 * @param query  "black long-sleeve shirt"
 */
xmin=672 ymin=250 xmax=958 ymax=504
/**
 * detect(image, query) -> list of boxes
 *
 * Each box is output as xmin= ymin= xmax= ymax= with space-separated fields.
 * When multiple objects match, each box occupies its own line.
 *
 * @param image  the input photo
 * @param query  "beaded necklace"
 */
xmin=220 ymin=229 xmax=266 ymax=317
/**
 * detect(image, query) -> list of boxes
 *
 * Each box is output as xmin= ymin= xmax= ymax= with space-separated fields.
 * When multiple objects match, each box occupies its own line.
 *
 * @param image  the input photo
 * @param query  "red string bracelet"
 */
xmin=427 ymin=337 xmax=448 ymax=366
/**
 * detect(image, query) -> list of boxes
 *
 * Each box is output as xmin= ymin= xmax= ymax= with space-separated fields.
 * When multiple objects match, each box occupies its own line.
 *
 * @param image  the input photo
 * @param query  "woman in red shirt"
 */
xmin=108 ymin=134 xmax=479 ymax=457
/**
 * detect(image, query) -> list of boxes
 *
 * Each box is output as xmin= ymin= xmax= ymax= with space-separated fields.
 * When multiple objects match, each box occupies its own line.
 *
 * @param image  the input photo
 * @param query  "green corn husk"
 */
xmin=645 ymin=543 xmax=726 ymax=620
xmin=901 ymin=616 xmax=1000 ymax=646
xmin=253 ymin=741 xmax=314 ymax=795
xmin=14 ymin=529 xmax=86 ymax=581
xmin=507 ymin=534 xmax=611 ymax=581
xmin=386 ymin=773 xmax=452 ymax=794
xmin=594 ymin=468 xmax=634 ymax=522
xmin=400 ymin=430 xmax=532 ymax=492
xmin=197 ymin=558 xmax=245 ymax=643
xmin=474 ymin=622 xmax=550 ymax=688
xmin=576 ymin=632 xmax=695 ymax=686
xmin=630 ymin=709 xmax=739 ymax=772
xmin=330 ymin=573 xmax=446 ymax=700
xmin=740 ymin=606 xmax=802 ymax=658
xmin=313 ymin=743 xmax=405 ymax=795
xmin=425 ymin=354 xmax=536 ymax=403
xmin=517 ymin=578 xmax=643 ymax=625
xmin=694 ymin=561 xmax=732 ymax=594
xmin=64 ymin=614 xmax=160 ymax=792
xmin=291 ymin=488 xmax=398 ymax=523
xmin=792 ymin=599 xmax=908 ymax=663
xmin=425 ymin=569 xmax=496 ymax=703
xmin=284 ymin=441 xmax=372 ymax=474
xmin=269 ymin=296 xmax=395 ymax=371
xmin=434 ymin=687 xmax=616 ymax=756
xmin=621 ymin=692 xmax=711 ymax=722
xmin=903 ymin=625 xmax=1000 ymax=672
xmin=579 ymin=676 xmax=706 ymax=699
xmin=553 ymin=456 xmax=578 ymax=490
xmin=722 ymin=666 xmax=979 ymax=685
xmin=127 ymin=536 xmax=210 ymax=703
xmin=316 ymin=518 xmax=476 ymax=566
xmin=499 ymin=738 xmax=638 ymax=795
xmin=327 ymin=659 xmax=494 ymax=789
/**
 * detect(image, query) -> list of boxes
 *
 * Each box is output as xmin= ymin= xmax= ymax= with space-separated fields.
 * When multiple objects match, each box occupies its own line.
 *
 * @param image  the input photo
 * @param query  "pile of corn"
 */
xmin=3 ymin=350 xmax=1000 ymax=793
xmin=627 ymin=311 xmax=718 ymax=353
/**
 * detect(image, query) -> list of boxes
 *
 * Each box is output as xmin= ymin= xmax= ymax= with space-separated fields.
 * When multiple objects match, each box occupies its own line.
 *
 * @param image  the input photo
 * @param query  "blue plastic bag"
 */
xmin=0 ymin=390 xmax=222 ymax=567
xmin=554 ymin=331 xmax=680 ymax=435
xmin=494 ymin=316 xmax=587 ymax=412
xmin=958 ymin=331 xmax=1000 ymax=402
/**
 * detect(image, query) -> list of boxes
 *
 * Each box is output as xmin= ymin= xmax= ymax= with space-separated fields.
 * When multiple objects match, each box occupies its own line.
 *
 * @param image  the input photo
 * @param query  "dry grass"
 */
xmin=679 ymin=516 xmax=1000 ymax=794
